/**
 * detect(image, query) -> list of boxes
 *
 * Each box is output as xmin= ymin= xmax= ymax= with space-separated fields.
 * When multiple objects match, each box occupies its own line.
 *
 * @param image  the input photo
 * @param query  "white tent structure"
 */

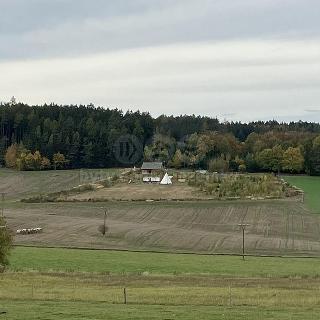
xmin=160 ymin=172 xmax=172 ymax=185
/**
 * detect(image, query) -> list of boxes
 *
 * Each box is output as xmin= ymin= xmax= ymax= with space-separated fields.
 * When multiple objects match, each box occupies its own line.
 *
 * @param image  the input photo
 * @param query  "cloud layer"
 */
xmin=0 ymin=0 xmax=319 ymax=122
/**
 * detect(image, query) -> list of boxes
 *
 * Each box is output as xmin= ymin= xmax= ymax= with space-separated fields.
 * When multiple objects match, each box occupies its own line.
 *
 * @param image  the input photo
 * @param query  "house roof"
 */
xmin=141 ymin=162 xmax=163 ymax=170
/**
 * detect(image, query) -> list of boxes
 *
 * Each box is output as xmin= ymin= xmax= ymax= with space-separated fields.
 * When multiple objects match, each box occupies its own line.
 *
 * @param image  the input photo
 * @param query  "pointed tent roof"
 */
xmin=160 ymin=172 xmax=172 ymax=185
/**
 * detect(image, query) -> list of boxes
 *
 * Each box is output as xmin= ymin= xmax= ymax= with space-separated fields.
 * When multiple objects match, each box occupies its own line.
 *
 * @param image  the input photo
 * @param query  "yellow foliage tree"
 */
xmin=282 ymin=147 xmax=304 ymax=173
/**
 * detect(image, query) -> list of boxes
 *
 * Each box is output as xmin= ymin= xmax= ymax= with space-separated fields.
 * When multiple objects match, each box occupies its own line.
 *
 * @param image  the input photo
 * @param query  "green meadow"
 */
xmin=283 ymin=175 xmax=320 ymax=213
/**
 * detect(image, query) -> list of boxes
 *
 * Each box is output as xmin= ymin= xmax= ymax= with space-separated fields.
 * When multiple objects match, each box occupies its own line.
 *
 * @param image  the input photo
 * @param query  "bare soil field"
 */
xmin=1 ymin=168 xmax=319 ymax=256
xmin=0 ymin=168 xmax=120 ymax=201
xmin=5 ymin=200 xmax=320 ymax=256
xmin=67 ymin=184 xmax=209 ymax=201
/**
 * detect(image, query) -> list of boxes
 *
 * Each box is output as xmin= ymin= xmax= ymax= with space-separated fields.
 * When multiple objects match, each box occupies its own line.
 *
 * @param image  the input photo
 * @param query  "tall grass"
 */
xmin=189 ymin=174 xmax=286 ymax=198
xmin=0 ymin=273 xmax=320 ymax=308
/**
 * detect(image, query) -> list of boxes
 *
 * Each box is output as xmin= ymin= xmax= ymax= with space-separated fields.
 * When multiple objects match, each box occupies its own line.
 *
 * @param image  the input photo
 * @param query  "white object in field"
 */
xmin=143 ymin=176 xmax=161 ymax=183
xmin=160 ymin=173 xmax=172 ymax=185
xmin=16 ymin=227 xmax=43 ymax=235
xmin=196 ymin=170 xmax=207 ymax=174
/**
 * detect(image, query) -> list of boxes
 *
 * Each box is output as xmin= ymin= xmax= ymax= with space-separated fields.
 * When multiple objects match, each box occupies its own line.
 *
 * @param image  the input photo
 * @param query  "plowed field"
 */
xmin=6 ymin=200 xmax=320 ymax=256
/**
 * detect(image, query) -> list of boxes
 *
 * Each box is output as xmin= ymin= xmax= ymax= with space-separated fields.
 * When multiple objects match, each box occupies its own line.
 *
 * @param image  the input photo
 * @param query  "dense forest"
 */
xmin=1 ymin=102 xmax=320 ymax=175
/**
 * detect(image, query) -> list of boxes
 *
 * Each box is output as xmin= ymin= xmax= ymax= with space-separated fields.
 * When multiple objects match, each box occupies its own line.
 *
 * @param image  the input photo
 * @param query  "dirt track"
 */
xmin=6 ymin=201 xmax=320 ymax=256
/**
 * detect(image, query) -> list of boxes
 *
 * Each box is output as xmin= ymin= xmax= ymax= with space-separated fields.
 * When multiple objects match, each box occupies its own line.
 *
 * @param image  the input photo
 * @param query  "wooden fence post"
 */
xmin=123 ymin=287 xmax=127 ymax=304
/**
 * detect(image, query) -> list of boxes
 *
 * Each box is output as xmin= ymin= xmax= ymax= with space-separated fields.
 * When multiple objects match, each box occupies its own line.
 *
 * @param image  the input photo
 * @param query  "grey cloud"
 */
xmin=1 ymin=40 xmax=319 ymax=122
xmin=304 ymin=109 xmax=320 ymax=113
xmin=0 ymin=0 xmax=320 ymax=60
xmin=1 ymin=1 xmax=320 ymax=122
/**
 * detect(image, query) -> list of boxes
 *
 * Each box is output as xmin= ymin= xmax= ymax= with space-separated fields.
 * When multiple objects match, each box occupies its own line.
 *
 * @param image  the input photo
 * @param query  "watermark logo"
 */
xmin=113 ymin=134 xmax=143 ymax=165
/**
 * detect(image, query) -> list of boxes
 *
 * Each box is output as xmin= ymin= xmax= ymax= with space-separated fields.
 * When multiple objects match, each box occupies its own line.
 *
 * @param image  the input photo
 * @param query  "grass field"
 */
xmin=1 ymin=247 xmax=320 ymax=319
xmin=283 ymin=175 xmax=320 ymax=213
xmin=2 ymin=301 xmax=319 ymax=320
xmin=9 ymin=247 xmax=320 ymax=277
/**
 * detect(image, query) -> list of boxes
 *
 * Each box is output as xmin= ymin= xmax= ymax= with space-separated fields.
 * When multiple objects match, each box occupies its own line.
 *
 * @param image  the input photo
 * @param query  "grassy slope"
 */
xmin=10 ymin=247 xmax=320 ymax=277
xmin=2 ymin=247 xmax=320 ymax=319
xmin=283 ymin=175 xmax=320 ymax=213
xmin=2 ymin=301 xmax=318 ymax=320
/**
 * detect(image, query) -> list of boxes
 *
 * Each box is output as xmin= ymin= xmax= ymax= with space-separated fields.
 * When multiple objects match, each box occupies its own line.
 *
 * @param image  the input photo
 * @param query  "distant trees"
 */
xmin=0 ymin=103 xmax=154 ymax=169
xmin=1 ymin=102 xmax=320 ymax=175
xmin=305 ymin=136 xmax=320 ymax=175
xmin=4 ymin=146 xmax=66 ymax=171
xmin=143 ymin=133 xmax=176 ymax=164
xmin=255 ymin=145 xmax=304 ymax=174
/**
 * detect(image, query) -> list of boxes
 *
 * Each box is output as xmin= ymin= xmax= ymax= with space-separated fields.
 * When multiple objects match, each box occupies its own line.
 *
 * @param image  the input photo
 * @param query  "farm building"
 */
xmin=141 ymin=161 xmax=164 ymax=183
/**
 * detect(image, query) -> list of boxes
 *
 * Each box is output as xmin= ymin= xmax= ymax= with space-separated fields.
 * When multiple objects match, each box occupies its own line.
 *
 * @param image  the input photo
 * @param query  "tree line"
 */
xmin=1 ymin=102 xmax=320 ymax=175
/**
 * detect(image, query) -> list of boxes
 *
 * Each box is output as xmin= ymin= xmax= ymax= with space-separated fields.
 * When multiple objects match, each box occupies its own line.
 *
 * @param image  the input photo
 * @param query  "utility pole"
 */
xmin=0 ymin=193 xmax=5 ymax=218
xmin=103 ymin=209 xmax=108 ymax=236
xmin=238 ymin=223 xmax=250 ymax=260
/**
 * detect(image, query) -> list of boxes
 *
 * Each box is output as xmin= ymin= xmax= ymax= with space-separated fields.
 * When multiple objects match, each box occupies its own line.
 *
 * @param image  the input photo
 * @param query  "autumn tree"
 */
xmin=282 ymin=147 xmax=304 ymax=173
xmin=33 ymin=151 xmax=42 ymax=170
xmin=256 ymin=145 xmax=284 ymax=173
xmin=208 ymin=156 xmax=229 ymax=173
xmin=53 ymin=152 xmax=67 ymax=170
xmin=40 ymin=156 xmax=51 ymax=170
xmin=171 ymin=149 xmax=183 ymax=168
xmin=4 ymin=143 xmax=25 ymax=168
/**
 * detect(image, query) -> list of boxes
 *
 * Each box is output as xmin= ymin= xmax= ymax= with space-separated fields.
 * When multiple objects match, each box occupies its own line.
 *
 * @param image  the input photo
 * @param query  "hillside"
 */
xmin=0 ymin=168 xmax=318 ymax=256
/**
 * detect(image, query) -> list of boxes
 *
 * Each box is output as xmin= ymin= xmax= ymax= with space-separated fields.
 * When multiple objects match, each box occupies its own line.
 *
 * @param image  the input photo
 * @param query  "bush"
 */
xmin=98 ymin=224 xmax=109 ymax=236
xmin=101 ymin=179 xmax=112 ymax=188
xmin=208 ymin=157 xmax=229 ymax=173
xmin=111 ymin=173 xmax=119 ymax=182
xmin=191 ymin=174 xmax=285 ymax=199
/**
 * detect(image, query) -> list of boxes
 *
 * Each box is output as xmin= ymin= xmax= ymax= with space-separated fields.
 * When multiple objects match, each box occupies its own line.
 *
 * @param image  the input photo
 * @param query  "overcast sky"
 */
xmin=0 ymin=0 xmax=320 ymax=122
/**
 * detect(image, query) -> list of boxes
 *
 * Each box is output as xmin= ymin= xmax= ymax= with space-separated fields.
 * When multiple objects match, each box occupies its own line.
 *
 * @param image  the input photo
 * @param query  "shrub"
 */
xmin=101 ymin=179 xmax=112 ymax=188
xmin=98 ymin=224 xmax=109 ymax=236
xmin=111 ymin=174 xmax=119 ymax=182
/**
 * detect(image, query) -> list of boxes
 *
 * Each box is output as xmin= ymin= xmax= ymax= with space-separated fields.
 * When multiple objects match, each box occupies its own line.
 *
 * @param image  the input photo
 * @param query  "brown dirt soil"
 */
xmin=6 ymin=200 xmax=320 ymax=256
xmin=66 ymin=184 xmax=211 ymax=201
